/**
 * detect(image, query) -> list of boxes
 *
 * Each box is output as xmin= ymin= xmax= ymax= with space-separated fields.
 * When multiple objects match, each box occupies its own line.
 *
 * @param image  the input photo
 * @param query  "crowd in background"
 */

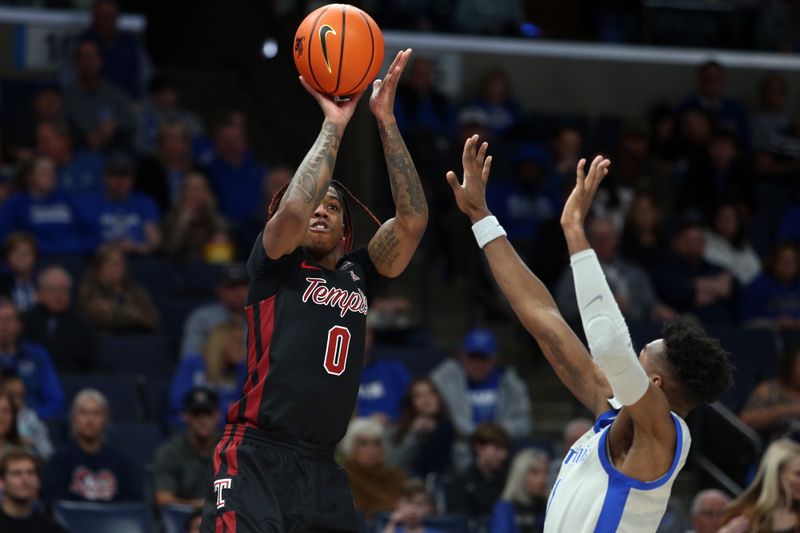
xmin=5 ymin=1 xmax=800 ymax=532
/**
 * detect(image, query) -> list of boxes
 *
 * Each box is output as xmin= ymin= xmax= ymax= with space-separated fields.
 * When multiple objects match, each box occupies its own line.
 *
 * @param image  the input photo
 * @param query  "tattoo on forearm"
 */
xmin=285 ymin=122 xmax=340 ymax=204
xmin=370 ymin=226 xmax=401 ymax=269
xmin=543 ymin=330 xmax=583 ymax=385
xmin=379 ymin=121 xmax=427 ymax=218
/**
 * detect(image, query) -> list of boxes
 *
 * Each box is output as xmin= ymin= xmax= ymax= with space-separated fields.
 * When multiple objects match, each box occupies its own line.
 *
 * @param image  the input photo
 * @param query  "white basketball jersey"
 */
xmin=544 ymin=410 xmax=691 ymax=533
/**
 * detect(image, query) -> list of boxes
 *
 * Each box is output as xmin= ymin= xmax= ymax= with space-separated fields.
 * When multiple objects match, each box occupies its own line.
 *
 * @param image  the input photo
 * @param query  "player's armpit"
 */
xmin=623 ymin=382 xmax=674 ymax=437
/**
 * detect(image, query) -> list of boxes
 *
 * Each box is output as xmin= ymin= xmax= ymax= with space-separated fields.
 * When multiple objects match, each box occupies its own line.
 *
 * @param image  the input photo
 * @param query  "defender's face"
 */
xmin=302 ymin=190 xmax=345 ymax=258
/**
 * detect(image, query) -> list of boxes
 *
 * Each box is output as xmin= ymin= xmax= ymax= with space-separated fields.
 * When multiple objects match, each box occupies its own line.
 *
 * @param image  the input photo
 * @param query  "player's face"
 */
xmin=525 ymin=463 xmax=548 ymax=498
xmin=782 ymin=456 xmax=800 ymax=503
xmin=302 ymin=191 xmax=345 ymax=259
xmin=1 ymin=458 xmax=39 ymax=503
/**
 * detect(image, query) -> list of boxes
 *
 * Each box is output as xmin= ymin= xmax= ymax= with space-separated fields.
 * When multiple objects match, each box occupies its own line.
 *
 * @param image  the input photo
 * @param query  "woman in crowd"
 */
xmin=0 ymin=391 xmax=26 ymax=456
xmin=0 ymin=232 xmax=39 ymax=312
xmin=490 ymin=448 xmax=549 ymax=533
xmin=720 ymin=438 xmax=800 ymax=533
xmin=620 ymin=192 xmax=665 ymax=270
xmin=704 ymin=202 xmax=761 ymax=285
xmin=388 ymin=377 xmax=454 ymax=477
xmin=77 ymin=244 xmax=159 ymax=332
xmin=741 ymin=347 xmax=800 ymax=442
xmin=1 ymin=372 xmax=53 ymax=458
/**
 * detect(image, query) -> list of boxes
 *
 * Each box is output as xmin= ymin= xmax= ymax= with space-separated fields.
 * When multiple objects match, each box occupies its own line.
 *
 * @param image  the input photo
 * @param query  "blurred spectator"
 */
xmin=776 ymin=204 xmax=800 ymax=246
xmin=552 ymin=126 xmax=584 ymax=182
xmin=155 ymin=387 xmax=220 ymax=508
xmin=77 ymin=244 xmax=159 ymax=332
xmin=0 ymin=157 xmax=90 ymax=256
xmin=677 ymin=61 xmax=750 ymax=148
xmin=76 ymin=0 xmax=152 ymax=99
xmin=63 ymin=39 xmax=134 ymax=151
xmin=387 ymin=377 xmax=455 ymax=477
xmin=394 ymin=57 xmax=457 ymax=140
xmin=381 ymin=479 xmax=442 ymax=533
xmin=741 ymin=243 xmax=800 ymax=328
xmin=162 ymin=171 xmax=230 ymax=262
xmin=454 ymin=0 xmax=524 ymax=35
xmin=0 ymin=372 xmax=53 ymax=459
xmin=752 ymin=73 xmax=800 ymax=158
xmin=0 ymin=233 xmax=39 ymax=313
xmin=651 ymin=216 xmax=737 ymax=325
xmin=446 ymin=423 xmax=509 ymax=519
xmin=489 ymin=448 xmax=549 ymax=533
xmin=136 ymin=120 xmax=197 ymax=211
xmin=676 ymin=106 xmax=715 ymax=175
xmin=0 ymin=392 xmax=25 ymax=456
xmin=185 ymin=509 xmax=202 ymax=533
xmin=548 ymin=417 xmax=592 ymax=489
xmin=720 ymin=438 xmax=800 ymax=533
xmin=136 ymin=76 xmax=203 ymax=155
xmin=341 ymin=418 xmax=407 ymax=519
xmin=42 ymin=389 xmax=143 ymax=503
xmin=2 ymin=82 xmax=66 ymax=163
xmin=21 ymin=266 xmax=102 ymax=374
xmin=465 ymin=70 xmax=522 ymax=138
xmin=0 ymin=449 xmax=67 ymax=533
xmin=613 ymin=124 xmax=672 ymax=200
xmin=620 ymin=192 xmax=666 ymax=271
xmin=180 ymin=263 xmax=247 ymax=356
xmin=688 ymin=489 xmax=730 ymax=533
xmin=169 ymin=322 xmax=245 ymax=426
xmin=0 ymin=298 xmax=64 ymax=420
xmin=648 ymin=103 xmax=681 ymax=163
xmin=555 ymin=217 xmax=675 ymax=324
xmin=82 ymin=152 xmax=161 ymax=255
xmin=431 ymin=328 xmax=532 ymax=454
xmin=36 ymin=121 xmax=104 ymax=195
xmin=237 ymin=166 xmax=294 ymax=250
xmin=0 ymin=175 xmax=10 ymax=205
xmin=203 ymin=114 xmax=267 ymax=224
xmin=358 ymin=326 xmax=411 ymax=424
xmin=740 ymin=346 xmax=800 ymax=442
xmin=703 ymin=202 xmax=761 ymax=285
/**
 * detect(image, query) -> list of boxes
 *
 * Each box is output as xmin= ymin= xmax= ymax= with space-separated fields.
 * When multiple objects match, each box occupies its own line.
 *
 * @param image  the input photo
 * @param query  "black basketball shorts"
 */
xmin=200 ymin=425 xmax=359 ymax=533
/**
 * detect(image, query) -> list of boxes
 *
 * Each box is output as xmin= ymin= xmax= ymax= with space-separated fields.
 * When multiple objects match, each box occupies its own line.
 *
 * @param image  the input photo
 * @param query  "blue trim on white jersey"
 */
xmin=593 ymin=477 xmax=632 ymax=533
xmin=597 ymin=412 xmax=685 ymax=490
xmin=592 ymin=409 xmax=619 ymax=433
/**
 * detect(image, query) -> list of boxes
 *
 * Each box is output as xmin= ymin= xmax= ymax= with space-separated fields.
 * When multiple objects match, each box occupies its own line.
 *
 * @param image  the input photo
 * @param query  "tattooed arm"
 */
xmin=367 ymin=49 xmax=429 ymax=277
xmin=446 ymin=136 xmax=611 ymax=417
xmin=263 ymin=79 xmax=364 ymax=259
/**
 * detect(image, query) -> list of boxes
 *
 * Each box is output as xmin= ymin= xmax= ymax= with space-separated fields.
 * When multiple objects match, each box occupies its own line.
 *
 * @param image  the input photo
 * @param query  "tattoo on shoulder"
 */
xmin=286 ymin=122 xmax=340 ymax=204
xmin=370 ymin=226 xmax=400 ymax=270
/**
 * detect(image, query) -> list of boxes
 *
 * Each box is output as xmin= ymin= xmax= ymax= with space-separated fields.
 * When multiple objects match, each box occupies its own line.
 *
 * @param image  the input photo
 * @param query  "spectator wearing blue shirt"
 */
xmin=465 ymin=69 xmax=522 ymax=139
xmin=358 ymin=327 xmax=412 ymax=423
xmin=394 ymin=58 xmax=457 ymax=140
xmin=203 ymin=114 xmax=267 ymax=224
xmin=490 ymin=448 xmax=548 ymax=533
xmin=381 ymin=479 xmax=444 ymax=533
xmin=0 ymin=233 xmax=39 ymax=313
xmin=36 ymin=121 xmax=104 ymax=195
xmin=83 ymin=152 xmax=161 ymax=255
xmin=742 ymin=243 xmax=800 ymax=329
xmin=169 ymin=322 xmax=246 ymax=427
xmin=136 ymin=76 xmax=204 ymax=156
xmin=0 ymin=298 xmax=64 ymax=420
xmin=0 ymin=156 xmax=89 ymax=256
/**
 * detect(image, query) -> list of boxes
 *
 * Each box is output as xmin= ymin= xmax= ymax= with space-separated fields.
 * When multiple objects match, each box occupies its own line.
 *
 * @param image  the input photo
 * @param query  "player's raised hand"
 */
xmin=299 ymin=76 xmax=365 ymax=127
xmin=445 ymin=135 xmax=493 ymax=223
xmin=369 ymin=48 xmax=412 ymax=121
xmin=560 ymin=155 xmax=611 ymax=230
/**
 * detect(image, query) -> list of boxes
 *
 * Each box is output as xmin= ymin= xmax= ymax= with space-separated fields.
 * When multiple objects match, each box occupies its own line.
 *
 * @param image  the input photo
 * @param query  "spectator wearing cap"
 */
xmin=154 ymin=386 xmax=221 ymax=508
xmin=136 ymin=76 xmax=204 ymax=156
xmin=43 ymin=388 xmax=143 ymax=503
xmin=180 ymin=263 xmax=248 ymax=357
xmin=63 ymin=39 xmax=134 ymax=152
xmin=168 ymin=322 xmax=245 ymax=427
xmin=80 ymin=152 xmax=161 ymax=255
xmin=0 ymin=448 xmax=68 ymax=533
xmin=357 ymin=325 xmax=412 ymax=424
xmin=21 ymin=265 xmax=103 ymax=374
xmin=36 ymin=120 xmax=104 ymax=194
xmin=431 ymin=328 xmax=531 ymax=470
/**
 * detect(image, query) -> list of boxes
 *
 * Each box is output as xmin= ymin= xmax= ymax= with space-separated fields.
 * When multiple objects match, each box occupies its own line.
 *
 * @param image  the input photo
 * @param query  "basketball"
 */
xmin=293 ymin=4 xmax=384 ymax=97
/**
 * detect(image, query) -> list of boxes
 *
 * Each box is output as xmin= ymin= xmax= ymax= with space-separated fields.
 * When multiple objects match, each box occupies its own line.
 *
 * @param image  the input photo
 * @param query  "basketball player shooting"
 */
xmin=201 ymin=48 xmax=427 ymax=533
xmin=446 ymin=138 xmax=732 ymax=532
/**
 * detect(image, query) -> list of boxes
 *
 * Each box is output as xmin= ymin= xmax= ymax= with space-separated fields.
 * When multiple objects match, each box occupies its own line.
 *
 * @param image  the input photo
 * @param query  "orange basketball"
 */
xmin=293 ymin=4 xmax=384 ymax=97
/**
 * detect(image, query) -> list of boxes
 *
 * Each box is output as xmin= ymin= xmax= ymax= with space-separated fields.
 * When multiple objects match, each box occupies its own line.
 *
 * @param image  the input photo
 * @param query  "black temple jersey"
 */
xmin=227 ymin=234 xmax=385 ymax=445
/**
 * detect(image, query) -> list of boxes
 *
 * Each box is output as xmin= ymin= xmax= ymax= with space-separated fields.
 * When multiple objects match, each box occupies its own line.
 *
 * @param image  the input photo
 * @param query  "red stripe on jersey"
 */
xmin=241 ymin=305 xmax=258 ymax=396
xmin=224 ymin=425 xmax=246 ymax=476
xmin=243 ymin=297 xmax=275 ymax=425
xmin=223 ymin=511 xmax=237 ymax=532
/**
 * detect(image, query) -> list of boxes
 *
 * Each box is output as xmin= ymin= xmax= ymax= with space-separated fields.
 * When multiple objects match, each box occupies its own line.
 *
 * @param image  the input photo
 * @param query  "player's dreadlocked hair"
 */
xmin=267 ymin=179 xmax=381 ymax=254
xmin=661 ymin=319 xmax=733 ymax=408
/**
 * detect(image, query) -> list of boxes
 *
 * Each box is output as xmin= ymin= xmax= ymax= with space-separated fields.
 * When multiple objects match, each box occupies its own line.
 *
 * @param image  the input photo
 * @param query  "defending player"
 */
xmin=446 ymin=138 xmax=732 ymax=532
xmin=201 ymin=49 xmax=427 ymax=533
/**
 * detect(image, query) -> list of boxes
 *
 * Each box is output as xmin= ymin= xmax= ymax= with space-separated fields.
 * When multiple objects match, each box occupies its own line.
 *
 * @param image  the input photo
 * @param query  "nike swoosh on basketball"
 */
xmin=319 ymin=24 xmax=337 ymax=73
xmin=301 ymin=261 xmax=321 ymax=270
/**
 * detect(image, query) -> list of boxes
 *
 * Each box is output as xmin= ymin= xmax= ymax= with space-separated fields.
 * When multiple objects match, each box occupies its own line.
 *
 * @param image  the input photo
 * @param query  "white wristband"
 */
xmin=472 ymin=215 xmax=507 ymax=249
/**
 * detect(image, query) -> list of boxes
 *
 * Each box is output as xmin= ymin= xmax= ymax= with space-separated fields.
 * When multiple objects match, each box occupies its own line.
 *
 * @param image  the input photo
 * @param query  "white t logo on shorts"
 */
xmin=214 ymin=478 xmax=232 ymax=509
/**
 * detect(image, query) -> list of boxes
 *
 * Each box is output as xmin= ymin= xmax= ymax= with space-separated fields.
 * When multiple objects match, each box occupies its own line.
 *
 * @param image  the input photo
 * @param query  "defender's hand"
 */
xmin=299 ymin=76 xmax=365 ymax=127
xmin=369 ymin=48 xmax=412 ymax=122
xmin=445 ymin=135 xmax=493 ymax=223
xmin=560 ymin=155 xmax=611 ymax=230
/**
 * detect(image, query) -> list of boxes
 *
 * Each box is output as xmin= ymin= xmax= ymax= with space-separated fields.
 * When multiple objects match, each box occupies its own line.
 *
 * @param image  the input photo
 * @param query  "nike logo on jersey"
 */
xmin=350 ymin=271 xmax=360 ymax=282
xmin=319 ymin=24 xmax=337 ymax=73
xmin=300 ymin=261 xmax=321 ymax=271
xmin=302 ymin=277 xmax=368 ymax=317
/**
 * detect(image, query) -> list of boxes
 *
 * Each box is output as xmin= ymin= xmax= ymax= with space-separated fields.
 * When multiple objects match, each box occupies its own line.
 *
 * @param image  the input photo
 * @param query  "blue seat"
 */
xmin=53 ymin=500 xmax=152 ymax=533
xmin=99 ymin=333 xmax=173 ymax=379
xmin=106 ymin=422 xmax=164 ymax=465
xmin=158 ymin=297 xmax=213 ymax=355
xmin=60 ymin=374 xmax=143 ymax=422
xmin=141 ymin=375 xmax=170 ymax=429
xmin=162 ymin=504 xmax=196 ymax=533
xmin=128 ymin=257 xmax=177 ymax=304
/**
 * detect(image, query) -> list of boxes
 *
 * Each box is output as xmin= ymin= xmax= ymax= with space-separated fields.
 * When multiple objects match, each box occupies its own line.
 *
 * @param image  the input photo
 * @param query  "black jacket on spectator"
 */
xmin=42 ymin=441 xmax=144 ymax=503
xmin=0 ymin=507 xmax=67 ymax=533
xmin=22 ymin=304 xmax=103 ymax=374
xmin=446 ymin=463 xmax=507 ymax=518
